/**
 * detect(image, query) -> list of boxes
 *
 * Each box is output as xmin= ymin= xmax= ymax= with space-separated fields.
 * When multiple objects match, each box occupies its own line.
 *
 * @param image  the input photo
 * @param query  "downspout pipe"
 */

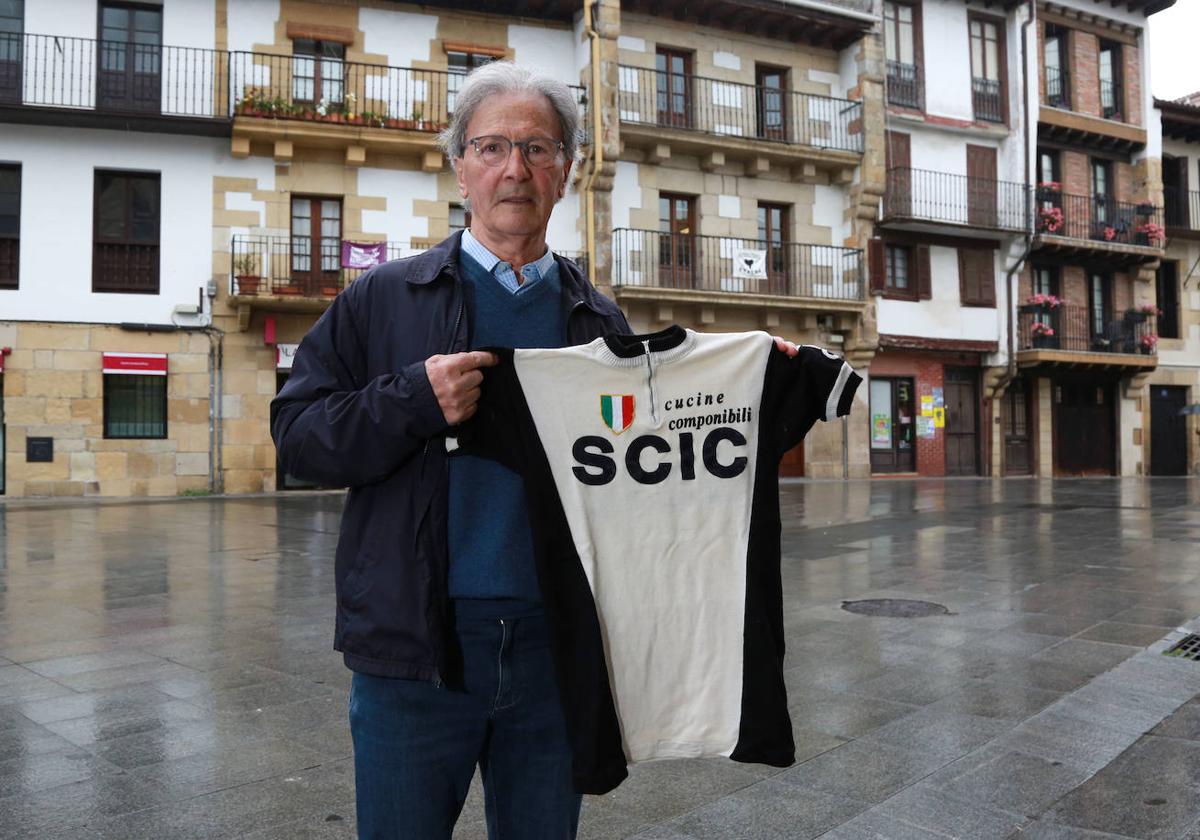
xmin=582 ymin=0 xmax=603 ymax=287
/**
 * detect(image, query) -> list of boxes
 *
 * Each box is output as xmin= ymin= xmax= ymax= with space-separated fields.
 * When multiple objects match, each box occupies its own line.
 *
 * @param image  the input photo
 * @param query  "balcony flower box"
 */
xmin=1136 ymin=202 xmax=1156 ymax=216
xmin=1020 ymin=293 xmax=1062 ymax=314
xmin=1030 ymin=321 xmax=1056 ymax=348
xmin=1135 ymin=222 xmax=1166 ymax=245
xmin=1035 ymin=182 xmax=1061 ymax=202
xmin=1140 ymin=333 xmax=1159 ymax=354
xmin=1037 ymin=206 xmax=1064 ymax=234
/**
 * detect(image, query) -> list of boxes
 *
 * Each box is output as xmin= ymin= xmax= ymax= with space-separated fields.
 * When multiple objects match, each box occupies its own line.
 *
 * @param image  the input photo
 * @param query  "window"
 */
xmin=1032 ymin=265 xmax=1058 ymax=329
xmin=755 ymin=65 xmax=788 ymax=141
xmin=0 ymin=0 xmax=21 ymax=104
xmin=98 ymin=3 xmax=162 ymax=113
xmin=1091 ymin=159 xmax=1112 ymax=228
xmin=1044 ymin=24 xmax=1069 ymax=109
xmin=104 ymin=374 xmax=166 ymax=439
xmin=1099 ymin=40 xmax=1122 ymax=121
xmin=958 ymin=247 xmax=995 ymax=307
xmin=1089 ymin=272 xmax=1112 ymax=339
xmin=93 ymin=170 xmax=159 ymax=293
xmin=290 ymin=196 xmax=341 ymax=295
xmin=658 ymin=192 xmax=694 ymax=288
xmin=293 ymin=39 xmax=344 ymax=106
xmin=969 ymin=17 xmax=1004 ymax=122
xmin=884 ymin=2 xmax=920 ymax=109
xmin=0 ymin=164 xmax=17 ymax=289
xmin=448 ymin=51 xmax=494 ymax=114
xmin=757 ymin=202 xmax=789 ymax=294
xmin=885 ymin=244 xmax=910 ymax=291
xmin=655 ymin=48 xmax=692 ymax=129
xmin=449 ymin=203 xmax=470 ymax=234
xmin=1156 ymin=261 xmax=1180 ymax=339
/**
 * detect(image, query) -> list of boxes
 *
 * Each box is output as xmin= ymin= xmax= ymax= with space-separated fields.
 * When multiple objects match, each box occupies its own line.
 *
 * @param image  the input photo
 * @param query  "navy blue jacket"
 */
xmin=270 ymin=232 xmax=629 ymax=685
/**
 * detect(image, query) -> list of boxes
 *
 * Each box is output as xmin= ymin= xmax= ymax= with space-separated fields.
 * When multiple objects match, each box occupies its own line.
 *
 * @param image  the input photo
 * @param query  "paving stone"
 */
xmin=924 ymin=747 xmax=1091 ymax=815
xmin=666 ymin=779 xmax=870 ymax=840
xmin=862 ymin=706 xmax=1014 ymax=757
xmin=1076 ymin=622 xmax=1173 ymax=648
xmin=775 ymin=738 xmax=953 ymax=803
xmin=866 ymin=783 xmax=1028 ymax=839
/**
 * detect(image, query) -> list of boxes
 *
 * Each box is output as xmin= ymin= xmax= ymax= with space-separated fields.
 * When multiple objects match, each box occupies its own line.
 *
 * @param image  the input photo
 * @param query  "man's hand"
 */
xmin=773 ymin=336 xmax=799 ymax=357
xmin=425 ymin=351 xmax=499 ymax=425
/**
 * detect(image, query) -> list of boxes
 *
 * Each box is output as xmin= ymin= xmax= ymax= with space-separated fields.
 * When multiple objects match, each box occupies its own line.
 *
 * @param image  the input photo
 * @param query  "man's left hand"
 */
xmin=773 ymin=336 xmax=799 ymax=357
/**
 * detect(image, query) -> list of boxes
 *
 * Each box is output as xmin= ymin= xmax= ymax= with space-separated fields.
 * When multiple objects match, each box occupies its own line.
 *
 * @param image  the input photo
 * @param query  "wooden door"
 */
xmin=0 ymin=0 xmax=21 ymax=105
xmin=1003 ymin=378 xmax=1032 ymax=475
xmin=1054 ymin=379 xmax=1116 ymax=476
xmin=1150 ymin=386 xmax=1189 ymax=476
xmin=944 ymin=368 xmax=979 ymax=476
xmin=97 ymin=3 xmax=162 ymax=114
xmin=966 ymin=145 xmax=997 ymax=228
xmin=885 ymin=131 xmax=911 ymax=217
xmin=755 ymin=65 xmax=788 ymax=141
xmin=779 ymin=441 xmax=804 ymax=477
xmin=757 ymin=203 xmax=789 ymax=295
xmin=655 ymin=48 xmax=691 ymax=129
xmin=658 ymin=193 xmax=695 ymax=289
xmin=290 ymin=196 xmax=342 ymax=296
xmin=1164 ymin=156 xmax=1189 ymax=228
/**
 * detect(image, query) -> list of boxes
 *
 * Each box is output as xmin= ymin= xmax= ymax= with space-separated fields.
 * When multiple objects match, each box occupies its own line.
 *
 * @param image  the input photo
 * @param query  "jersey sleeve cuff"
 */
xmin=825 ymin=364 xmax=862 ymax=422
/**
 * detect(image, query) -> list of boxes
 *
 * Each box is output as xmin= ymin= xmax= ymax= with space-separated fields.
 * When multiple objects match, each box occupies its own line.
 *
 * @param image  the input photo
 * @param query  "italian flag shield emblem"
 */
xmin=600 ymin=394 xmax=635 ymax=434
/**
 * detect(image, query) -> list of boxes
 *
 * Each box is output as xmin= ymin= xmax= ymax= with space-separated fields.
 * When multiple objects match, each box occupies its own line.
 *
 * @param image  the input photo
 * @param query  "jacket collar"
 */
xmin=408 ymin=231 xmax=610 ymax=316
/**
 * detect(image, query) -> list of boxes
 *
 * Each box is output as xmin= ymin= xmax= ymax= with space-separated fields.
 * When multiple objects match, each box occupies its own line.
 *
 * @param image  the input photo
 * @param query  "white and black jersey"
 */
xmin=457 ymin=326 xmax=861 ymax=794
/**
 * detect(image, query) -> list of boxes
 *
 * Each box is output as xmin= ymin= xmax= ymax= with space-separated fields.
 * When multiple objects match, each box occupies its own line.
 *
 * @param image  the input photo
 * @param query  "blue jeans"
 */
xmin=349 ymin=609 xmax=582 ymax=839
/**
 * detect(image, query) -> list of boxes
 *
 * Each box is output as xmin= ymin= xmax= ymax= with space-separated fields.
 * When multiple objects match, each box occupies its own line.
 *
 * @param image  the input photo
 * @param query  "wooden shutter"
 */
xmin=885 ymin=131 xmax=911 ymax=171
xmin=916 ymin=244 xmax=932 ymax=299
xmin=868 ymin=237 xmax=885 ymax=293
xmin=958 ymin=247 xmax=996 ymax=306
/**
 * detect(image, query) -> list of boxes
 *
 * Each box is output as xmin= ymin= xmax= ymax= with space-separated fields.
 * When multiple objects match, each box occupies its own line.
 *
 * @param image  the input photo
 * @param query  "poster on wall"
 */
xmin=872 ymin=414 xmax=892 ymax=446
xmin=932 ymin=407 xmax=945 ymax=429
xmin=917 ymin=416 xmax=935 ymax=438
xmin=932 ymin=387 xmax=945 ymax=409
xmin=920 ymin=395 xmax=934 ymax=417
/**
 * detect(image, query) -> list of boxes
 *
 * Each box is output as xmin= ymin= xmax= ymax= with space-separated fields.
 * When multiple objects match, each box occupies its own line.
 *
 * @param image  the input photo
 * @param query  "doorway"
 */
xmin=1002 ymin=378 xmax=1032 ymax=475
xmin=97 ymin=3 xmax=162 ymax=114
xmin=944 ymin=368 xmax=979 ymax=476
xmin=869 ymin=377 xmax=916 ymax=473
xmin=1150 ymin=386 xmax=1189 ymax=476
xmin=1054 ymin=378 xmax=1116 ymax=475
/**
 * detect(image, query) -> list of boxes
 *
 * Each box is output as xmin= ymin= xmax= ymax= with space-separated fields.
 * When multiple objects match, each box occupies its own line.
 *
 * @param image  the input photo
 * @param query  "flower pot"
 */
xmin=235 ymin=274 xmax=260 ymax=295
xmin=1032 ymin=335 xmax=1056 ymax=349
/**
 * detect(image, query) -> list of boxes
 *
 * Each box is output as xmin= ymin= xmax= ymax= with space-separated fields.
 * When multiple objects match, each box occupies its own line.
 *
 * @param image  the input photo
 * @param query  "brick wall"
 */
xmin=1072 ymin=31 xmax=1100 ymax=118
xmin=1124 ymin=44 xmax=1142 ymax=127
xmin=1113 ymin=270 xmax=1134 ymax=315
xmin=1062 ymin=151 xmax=1090 ymax=197
xmin=868 ymin=350 xmax=953 ymax=477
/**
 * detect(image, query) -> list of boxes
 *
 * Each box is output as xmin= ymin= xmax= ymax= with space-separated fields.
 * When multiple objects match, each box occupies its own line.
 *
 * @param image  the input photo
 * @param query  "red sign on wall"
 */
xmin=101 ymin=353 xmax=168 ymax=376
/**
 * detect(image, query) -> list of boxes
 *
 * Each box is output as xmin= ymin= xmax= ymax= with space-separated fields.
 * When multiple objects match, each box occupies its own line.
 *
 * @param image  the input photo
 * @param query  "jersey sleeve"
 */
xmin=452 ymin=348 xmax=525 ymax=471
xmin=765 ymin=344 xmax=862 ymax=457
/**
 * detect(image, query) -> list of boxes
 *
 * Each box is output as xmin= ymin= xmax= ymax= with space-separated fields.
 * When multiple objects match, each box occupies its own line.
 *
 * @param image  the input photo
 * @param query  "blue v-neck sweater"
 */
xmin=447 ymin=253 xmax=565 ymax=610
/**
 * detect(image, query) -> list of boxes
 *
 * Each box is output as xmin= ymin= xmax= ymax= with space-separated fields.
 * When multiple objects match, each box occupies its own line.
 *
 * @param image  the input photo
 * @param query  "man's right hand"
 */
xmin=425 ymin=351 xmax=499 ymax=425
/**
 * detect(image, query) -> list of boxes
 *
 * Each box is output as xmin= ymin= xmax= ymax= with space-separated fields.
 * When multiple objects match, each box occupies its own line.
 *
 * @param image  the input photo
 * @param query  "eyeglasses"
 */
xmin=466 ymin=135 xmax=565 ymax=169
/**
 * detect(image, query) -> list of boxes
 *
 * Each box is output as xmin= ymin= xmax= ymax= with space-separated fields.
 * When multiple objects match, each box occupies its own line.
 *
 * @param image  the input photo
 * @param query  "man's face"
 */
xmin=455 ymin=92 xmax=572 ymax=242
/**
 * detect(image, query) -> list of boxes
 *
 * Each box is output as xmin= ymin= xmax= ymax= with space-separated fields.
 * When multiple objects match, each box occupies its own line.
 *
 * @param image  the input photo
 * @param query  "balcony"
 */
xmin=615 ymin=66 xmax=862 ymax=171
xmin=1039 ymin=65 xmax=1145 ymax=155
xmin=610 ymin=228 xmax=864 ymax=309
xmin=972 ymin=78 xmax=1004 ymax=123
xmin=886 ymin=61 xmax=922 ymax=111
xmin=0 ymin=32 xmax=230 ymax=135
xmin=1164 ymin=187 xmax=1200 ymax=237
xmin=1033 ymin=192 xmax=1164 ymax=263
xmin=1017 ymin=304 xmax=1158 ymax=371
xmin=1044 ymin=65 xmax=1070 ymax=110
xmin=882 ymin=168 xmax=1027 ymax=233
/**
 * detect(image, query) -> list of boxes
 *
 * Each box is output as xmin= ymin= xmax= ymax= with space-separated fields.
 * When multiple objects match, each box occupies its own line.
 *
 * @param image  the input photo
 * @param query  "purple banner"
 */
xmin=341 ymin=241 xmax=388 ymax=269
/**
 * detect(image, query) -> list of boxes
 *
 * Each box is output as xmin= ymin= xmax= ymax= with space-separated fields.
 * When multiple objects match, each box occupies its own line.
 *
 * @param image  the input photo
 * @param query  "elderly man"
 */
xmin=271 ymin=61 xmax=628 ymax=839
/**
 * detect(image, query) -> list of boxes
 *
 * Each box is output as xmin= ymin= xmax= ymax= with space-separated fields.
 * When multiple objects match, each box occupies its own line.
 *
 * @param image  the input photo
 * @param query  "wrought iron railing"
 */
xmin=972 ymin=77 xmax=1003 ymax=122
xmin=1018 ymin=304 xmax=1157 ymax=355
xmin=556 ymin=251 xmax=589 ymax=276
xmin=230 ymin=235 xmax=426 ymax=297
xmin=93 ymin=242 xmax=159 ymax=293
xmin=615 ymin=65 xmax=862 ymax=153
xmin=0 ymin=32 xmax=229 ymax=118
xmin=1034 ymin=191 xmax=1164 ymax=247
xmin=883 ymin=167 xmax=1027 ymax=231
xmin=1164 ymin=187 xmax=1200 ymax=230
xmin=0 ymin=237 xmax=16 ymax=288
xmin=1044 ymin=65 xmax=1069 ymax=109
xmin=886 ymin=61 xmax=921 ymax=110
xmin=611 ymin=228 xmax=864 ymax=301
xmin=1100 ymin=78 xmax=1122 ymax=121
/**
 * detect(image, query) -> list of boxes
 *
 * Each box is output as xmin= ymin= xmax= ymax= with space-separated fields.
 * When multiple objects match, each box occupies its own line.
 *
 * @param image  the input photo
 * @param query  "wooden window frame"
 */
xmin=0 ymin=163 xmax=18 ymax=290
xmin=292 ymin=38 xmax=346 ymax=106
xmin=757 ymin=202 xmax=790 ymax=295
xmin=103 ymin=373 xmax=167 ymax=440
xmin=92 ymin=169 xmax=160 ymax=294
xmin=1088 ymin=271 xmax=1113 ymax=340
xmin=290 ymin=194 xmax=343 ymax=296
xmin=958 ymin=247 xmax=996 ymax=308
xmin=658 ymin=191 xmax=696 ymax=289
xmin=1156 ymin=260 xmax=1180 ymax=340
xmin=754 ymin=63 xmax=790 ymax=142
xmin=1043 ymin=23 xmax=1071 ymax=110
xmin=968 ymin=13 xmax=1007 ymax=125
xmin=1098 ymin=39 xmax=1123 ymax=122
xmin=883 ymin=0 xmax=924 ymax=112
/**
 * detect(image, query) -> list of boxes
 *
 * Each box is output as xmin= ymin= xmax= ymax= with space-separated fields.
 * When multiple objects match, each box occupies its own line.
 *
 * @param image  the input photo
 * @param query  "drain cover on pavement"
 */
xmin=1165 ymin=635 xmax=1200 ymax=661
xmin=841 ymin=599 xmax=953 ymax=618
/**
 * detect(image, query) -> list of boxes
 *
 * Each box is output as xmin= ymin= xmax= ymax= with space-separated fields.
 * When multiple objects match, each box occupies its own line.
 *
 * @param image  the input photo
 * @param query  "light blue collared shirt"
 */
xmin=461 ymin=229 xmax=557 ymax=295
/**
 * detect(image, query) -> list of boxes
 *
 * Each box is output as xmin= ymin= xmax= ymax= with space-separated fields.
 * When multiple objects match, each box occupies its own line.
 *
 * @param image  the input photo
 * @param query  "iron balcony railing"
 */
xmin=0 ymin=32 xmax=229 ymax=118
xmin=1035 ymin=191 xmax=1164 ymax=247
xmin=972 ymin=77 xmax=1003 ymax=123
xmin=883 ymin=168 xmax=1028 ymax=231
xmin=1164 ymin=187 xmax=1200 ymax=230
xmin=1044 ymin=65 xmax=1069 ymax=109
xmin=1100 ymin=78 xmax=1122 ymax=121
xmin=556 ymin=251 xmax=589 ymax=276
xmin=230 ymin=235 xmax=426 ymax=298
xmin=230 ymin=52 xmax=588 ymax=142
xmin=1018 ymin=304 xmax=1157 ymax=355
xmin=886 ymin=61 xmax=921 ymax=110
xmin=616 ymin=65 xmax=862 ymax=153
xmin=0 ymin=237 xmax=17 ymax=288
xmin=611 ymin=228 xmax=864 ymax=301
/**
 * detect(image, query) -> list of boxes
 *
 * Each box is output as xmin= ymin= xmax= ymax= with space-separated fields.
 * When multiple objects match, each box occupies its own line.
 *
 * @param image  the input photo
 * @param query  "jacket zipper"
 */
xmin=643 ymin=340 xmax=660 ymax=424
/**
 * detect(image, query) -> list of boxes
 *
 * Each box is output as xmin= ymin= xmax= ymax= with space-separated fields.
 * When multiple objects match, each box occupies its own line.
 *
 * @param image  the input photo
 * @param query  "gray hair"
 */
xmin=437 ymin=61 xmax=582 ymax=172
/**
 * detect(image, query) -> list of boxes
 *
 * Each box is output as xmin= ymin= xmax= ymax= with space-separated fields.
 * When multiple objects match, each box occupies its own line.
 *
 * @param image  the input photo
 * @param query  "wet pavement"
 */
xmin=1 ymin=478 xmax=1200 ymax=839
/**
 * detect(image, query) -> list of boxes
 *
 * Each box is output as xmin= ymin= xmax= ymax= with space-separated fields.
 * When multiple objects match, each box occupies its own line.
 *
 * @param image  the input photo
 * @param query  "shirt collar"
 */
xmin=461 ymin=229 xmax=556 ymax=281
